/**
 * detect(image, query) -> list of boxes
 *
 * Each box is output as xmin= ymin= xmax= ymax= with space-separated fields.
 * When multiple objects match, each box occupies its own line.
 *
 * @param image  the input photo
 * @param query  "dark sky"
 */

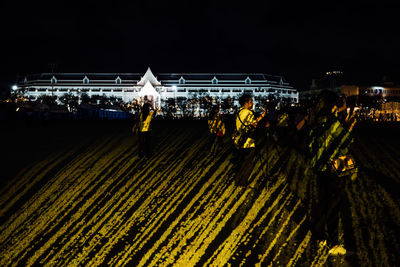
xmin=1 ymin=1 xmax=399 ymax=91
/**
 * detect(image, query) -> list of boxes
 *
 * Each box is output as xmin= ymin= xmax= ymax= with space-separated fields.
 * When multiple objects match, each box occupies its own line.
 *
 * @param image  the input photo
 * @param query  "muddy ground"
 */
xmin=1 ymin=119 xmax=399 ymax=266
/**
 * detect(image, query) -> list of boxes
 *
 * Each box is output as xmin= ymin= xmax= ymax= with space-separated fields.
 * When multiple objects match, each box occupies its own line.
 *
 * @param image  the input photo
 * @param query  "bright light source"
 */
xmin=12 ymin=85 xmax=18 ymax=90
xmin=172 ymin=85 xmax=177 ymax=90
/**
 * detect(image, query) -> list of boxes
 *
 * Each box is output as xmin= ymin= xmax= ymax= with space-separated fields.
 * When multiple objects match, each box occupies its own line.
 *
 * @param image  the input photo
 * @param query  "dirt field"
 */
xmin=1 ymin=119 xmax=399 ymax=266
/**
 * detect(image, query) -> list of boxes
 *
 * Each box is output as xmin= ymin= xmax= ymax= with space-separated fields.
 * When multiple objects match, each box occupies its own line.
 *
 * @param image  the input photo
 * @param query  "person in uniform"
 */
xmin=233 ymin=94 xmax=266 ymax=187
xmin=208 ymin=106 xmax=226 ymax=155
xmin=138 ymin=102 xmax=154 ymax=158
xmin=306 ymin=90 xmax=357 ymax=256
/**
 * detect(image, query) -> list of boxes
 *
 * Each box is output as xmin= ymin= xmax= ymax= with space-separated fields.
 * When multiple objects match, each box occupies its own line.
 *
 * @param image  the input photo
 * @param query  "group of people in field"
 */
xmin=357 ymin=110 xmax=398 ymax=122
xmin=132 ymin=90 xmax=359 ymax=259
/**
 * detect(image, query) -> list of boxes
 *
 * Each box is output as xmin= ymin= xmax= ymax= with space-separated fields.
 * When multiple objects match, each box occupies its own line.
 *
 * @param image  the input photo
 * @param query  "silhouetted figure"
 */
xmin=207 ymin=106 xmax=226 ymax=156
xmin=138 ymin=103 xmax=154 ymax=158
xmin=306 ymin=90 xmax=357 ymax=257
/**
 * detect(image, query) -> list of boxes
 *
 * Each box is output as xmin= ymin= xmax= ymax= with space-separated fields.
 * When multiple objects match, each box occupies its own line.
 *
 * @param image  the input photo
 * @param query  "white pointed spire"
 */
xmin=137 ymin=67 xmax=161 ymax=86
xmin=138 ymin=80 xmax=160 ymax=97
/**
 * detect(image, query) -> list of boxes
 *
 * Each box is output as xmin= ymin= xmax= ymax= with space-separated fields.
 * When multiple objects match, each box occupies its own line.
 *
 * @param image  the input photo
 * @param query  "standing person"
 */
xmin=138 ymin=102 xmax=154 ymax=158
xmin=306 ymin=90 xmax=357 ymax=256
xmin=233 ymin=94 xmax=266 ymax=187
xmin=207 ymin=106 xmax=226 ymax=155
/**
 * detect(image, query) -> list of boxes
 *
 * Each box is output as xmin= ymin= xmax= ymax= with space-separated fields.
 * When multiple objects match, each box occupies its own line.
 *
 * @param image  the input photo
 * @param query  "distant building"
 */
xmin=340 ymin=85 xmax=359 ymax=97
xmin=361 ymin=85 xmax=400 ymax=98
xmin=300 ymin=83 xmax=400 ymax=100
xmin=13 ymin=67 xmax=298 ymax=108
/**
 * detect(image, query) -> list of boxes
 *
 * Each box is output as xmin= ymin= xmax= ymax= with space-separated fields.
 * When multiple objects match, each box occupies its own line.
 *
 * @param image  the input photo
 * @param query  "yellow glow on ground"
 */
xmin=1 ymin=123 xmax=400 ymax=266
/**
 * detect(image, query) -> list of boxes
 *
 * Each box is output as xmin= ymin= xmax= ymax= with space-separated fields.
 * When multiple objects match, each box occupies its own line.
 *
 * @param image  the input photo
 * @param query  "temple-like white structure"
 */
xmin=14 ymin=67 xmax=298 ymax=108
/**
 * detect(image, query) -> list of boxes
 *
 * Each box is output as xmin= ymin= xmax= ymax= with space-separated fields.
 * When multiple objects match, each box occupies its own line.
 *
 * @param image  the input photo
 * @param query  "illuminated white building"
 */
xmin=14 ymin=67 xmax=298 ymax=108
xmin=363 ymin=86 xmax=400 ymax=98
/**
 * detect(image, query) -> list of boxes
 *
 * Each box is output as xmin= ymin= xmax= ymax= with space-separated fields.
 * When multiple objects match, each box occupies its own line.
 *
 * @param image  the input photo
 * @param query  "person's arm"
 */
xmin=239 ymin=109 xmax=265 ymax=128
xmin=252 ymin=109 xmax=267 ymax=127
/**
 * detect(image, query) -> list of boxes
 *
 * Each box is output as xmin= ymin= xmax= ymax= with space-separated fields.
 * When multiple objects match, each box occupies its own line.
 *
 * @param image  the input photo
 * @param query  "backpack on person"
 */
xmin=232 ymin=109 xmax=254 ymax=149
xmin=232 ymin=128 xmax=248 ymax=149
xmin=216 ymin=117 xmax=226 ymax=137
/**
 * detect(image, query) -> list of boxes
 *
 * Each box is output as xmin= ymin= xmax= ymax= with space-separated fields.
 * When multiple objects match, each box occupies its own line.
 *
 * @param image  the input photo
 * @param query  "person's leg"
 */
xmin=138 ymin=132 xmax=145 ymax=157
xmin=310 ymin=173 xmax=330 ymax=242
xmin=214 ymin=136 xmax=223 ymax=154
xmin=325 ymin=177 xmax=346 ymax=245
xmin=234 ymin=148 xmax=246 ymax=185
xmin=144 ymin=132 xmax=152 ymax=157
xmin=208 ymin=134 xmax=215 ymax=153
xmin=340 ymin=193 xmax=355 ymax=249
xmin=325 ymin=193 xmax=342 ymax=245
xmin=234 ymin=148 xmax=255 ymax=186
xmin=230 ymin=146 xmax=240 ymax=164
xmin=339 ymin=192 xmax=358 ymax=263
xmin=210 ymin=135 xmax=218 ymax=154
xmin=326 ymin=192 xmax=354 ymax=257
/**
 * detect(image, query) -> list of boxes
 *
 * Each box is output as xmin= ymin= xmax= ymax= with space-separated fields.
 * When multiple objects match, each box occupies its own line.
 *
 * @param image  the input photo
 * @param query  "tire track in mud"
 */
xmin=0 ymin=136 xmax=113 ymax=248
xmin=1 ymin=123 xmax=400 ymax=266
xmin=0 ymin=133 xmax=111 ymax=218
xmin=37 ymin=127 xmax=193 ymax=265
xmin=347 ymin=135 xmax=400 ymax=266
xmin=1 ymin=136 xmax=126 ymax=265
xmin=354 ymin=138 xmax=400 ymax=184
xmin=84 ymin=132 xmax=208 ymax=266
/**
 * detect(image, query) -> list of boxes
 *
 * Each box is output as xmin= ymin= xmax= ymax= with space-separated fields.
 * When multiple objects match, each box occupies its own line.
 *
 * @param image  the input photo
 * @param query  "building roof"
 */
xmin=137 ymin=67 xmax=161 ymax=86
xmin=138 ymin=80 xmax=160 ymax=97
xmin=17 ymin=68 xmax=294 ymax=88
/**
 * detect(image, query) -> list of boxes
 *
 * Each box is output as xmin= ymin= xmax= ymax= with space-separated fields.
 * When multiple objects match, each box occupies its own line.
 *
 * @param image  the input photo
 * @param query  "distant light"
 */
xmin=12 ymin=85 xmax=18 ymax=90
xmin=172 ymin=85 xmax=177 ymax=90
xmin=326 ymin=71 xmax=343 ymax=76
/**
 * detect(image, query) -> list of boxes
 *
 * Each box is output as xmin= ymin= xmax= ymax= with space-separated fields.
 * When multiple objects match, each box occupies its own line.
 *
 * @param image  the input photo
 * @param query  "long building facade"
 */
xmin=14 ymin=67 xmax=298 ymax=108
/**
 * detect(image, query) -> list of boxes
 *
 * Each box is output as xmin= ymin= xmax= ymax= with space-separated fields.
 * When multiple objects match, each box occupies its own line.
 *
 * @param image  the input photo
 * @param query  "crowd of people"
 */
xmin=355 ymin=109 xmax=398 ymax=122
xmin=131 ymin=90 xmax=360 ymax=260
xmin=2 ymin=93 xmax=399 ymax=124
xmin=2 ymin=90 xmax=394 ymax=261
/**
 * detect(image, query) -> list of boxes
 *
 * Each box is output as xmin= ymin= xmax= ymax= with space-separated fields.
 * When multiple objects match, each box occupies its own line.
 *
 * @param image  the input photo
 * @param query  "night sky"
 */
xmin=1 ymin=1 xmax=399 ymax=92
